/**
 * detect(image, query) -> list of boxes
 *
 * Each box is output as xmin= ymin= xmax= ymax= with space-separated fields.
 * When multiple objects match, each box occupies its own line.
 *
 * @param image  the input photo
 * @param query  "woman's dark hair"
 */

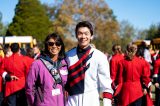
xmin=75 ymin=21 xmax=93 ymax=36
xmin=44 ymin=33 xmax=65 ymax=60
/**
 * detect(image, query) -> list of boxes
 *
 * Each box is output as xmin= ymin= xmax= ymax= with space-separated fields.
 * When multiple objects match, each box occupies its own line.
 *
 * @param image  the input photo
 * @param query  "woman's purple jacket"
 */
xmin=25 ymin=59 xmax=68 ymax=106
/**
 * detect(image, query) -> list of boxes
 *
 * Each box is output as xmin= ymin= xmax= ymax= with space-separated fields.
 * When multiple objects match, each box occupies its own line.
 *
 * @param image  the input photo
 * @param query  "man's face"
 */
xmin=76 ymin=27 xmax=92 ymax=49
xmin=33 ymin=46 xmax=40 ymax=54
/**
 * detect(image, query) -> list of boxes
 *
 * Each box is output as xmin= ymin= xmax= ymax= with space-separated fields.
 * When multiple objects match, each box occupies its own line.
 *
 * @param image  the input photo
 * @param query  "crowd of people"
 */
xmin=0 ymin=21 xmax=159 ymax=106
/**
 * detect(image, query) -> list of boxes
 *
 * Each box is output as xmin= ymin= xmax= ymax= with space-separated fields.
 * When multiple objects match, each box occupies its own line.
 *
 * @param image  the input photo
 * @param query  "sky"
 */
xmin=0 ymin=0 xmax=160 ymax=30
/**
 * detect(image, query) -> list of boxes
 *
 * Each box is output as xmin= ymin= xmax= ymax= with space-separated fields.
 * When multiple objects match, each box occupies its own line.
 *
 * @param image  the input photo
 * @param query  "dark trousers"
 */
xmin=7 ymin=94 xmax=16 ymax=106
xmin=142 ymin=95 xmax=147 ymax=106
xmin=7 ymin=89 xmax=27 ymax=106
xmin=129 ymin=97 xmax=142 ymax=106
xmin=0 ymin=92 xmax=3 ymax=106
xmin=113 ymin=96 xmax=118 ymax=106
xmin=155 ymin=87 xmax=160 ymax=106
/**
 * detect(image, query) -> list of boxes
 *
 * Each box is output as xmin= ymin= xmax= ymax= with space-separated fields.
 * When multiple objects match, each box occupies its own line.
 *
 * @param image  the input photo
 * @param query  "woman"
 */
xmin=25 ymin=33 xmax=68 ymax=106
xmin=116 ymin=44 xmax=152 ymax=106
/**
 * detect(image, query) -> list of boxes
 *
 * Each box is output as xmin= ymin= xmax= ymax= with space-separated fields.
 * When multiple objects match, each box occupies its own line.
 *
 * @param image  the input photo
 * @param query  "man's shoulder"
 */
xmin=92 ymin=48 xmax=104 ymax=55
xmin=66 ymin=47 xmax=77 ymax=56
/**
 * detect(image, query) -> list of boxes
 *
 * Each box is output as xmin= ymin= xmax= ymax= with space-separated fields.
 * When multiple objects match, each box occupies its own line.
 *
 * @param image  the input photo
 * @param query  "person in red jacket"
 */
xmin=23 ymin=48 xmax=34 ymax=76
xmin=153 ymin=55 xmax=160 ymax=106
xmin=0 ymin=57 xmax=3 ymax=106
xmin=0 ymin=45 xmax=4 ymax=106
xmin=110 ymin=44 xmax=124 ymax=106
xmin=136 ymin=46 xmax=153 ymax=106
xmin=0 ymin=43 xmax=29 ymax=106
xmin=0 ymin=44 xmax=13 ymax=106
xmin=116 ymin=44 xmax=152 ymax=106
xmin=110 ymin=44 xmax=124 ymax=89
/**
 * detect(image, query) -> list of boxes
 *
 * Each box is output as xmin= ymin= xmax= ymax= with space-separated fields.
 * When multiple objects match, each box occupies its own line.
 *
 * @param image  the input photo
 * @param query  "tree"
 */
xmin=136 ymin=29 xmax=148 ymax=40
xmin=6 ymin=0 xmax=51 ymax=42
xmin=0 ymin=23 xmax=8 ymax=36
xmin=0 ymin=12 xmax=7 ymax=36
xmin=146 ymin=23 xmax=160 ymax=40
xmin=118 ymin=20 xmax=136 ymax=51
xmin=45 ymin=0 xmax=120 ymax=52
xmin=0 ymin=11 xmax=3 ymax=35
xmin=146 ymin=24 xmax=158 ymax=40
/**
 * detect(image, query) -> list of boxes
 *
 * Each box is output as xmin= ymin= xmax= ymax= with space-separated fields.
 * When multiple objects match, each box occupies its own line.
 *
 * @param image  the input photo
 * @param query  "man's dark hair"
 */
xmin=75 ymin=21 xmax=93 ymax=36
xmin=136 ymin=47 xmax=144 ymax=57
xmin=10 ymin=43 xmax=20 ymax=53
xmin=3 ymin=45 xmax=10 ymax=55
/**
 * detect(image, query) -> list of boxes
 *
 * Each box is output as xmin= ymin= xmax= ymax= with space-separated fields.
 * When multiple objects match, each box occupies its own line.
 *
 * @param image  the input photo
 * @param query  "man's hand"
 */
xmin=10 ymin=76 xmax=19 ymax=80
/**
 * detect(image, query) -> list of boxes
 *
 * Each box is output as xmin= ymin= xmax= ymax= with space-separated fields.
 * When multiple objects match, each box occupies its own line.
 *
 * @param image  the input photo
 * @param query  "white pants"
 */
xmin=67 ymin=89 xmax=100 ymax=106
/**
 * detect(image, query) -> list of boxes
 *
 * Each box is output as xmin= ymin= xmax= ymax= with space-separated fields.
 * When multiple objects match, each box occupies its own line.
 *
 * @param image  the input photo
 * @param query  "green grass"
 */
xmin=100 ymin=98 xmax=103 ymax=106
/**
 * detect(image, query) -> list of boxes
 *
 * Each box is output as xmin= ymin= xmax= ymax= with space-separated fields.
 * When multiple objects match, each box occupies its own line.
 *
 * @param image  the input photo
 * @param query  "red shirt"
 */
xmin=116 ymin=56 xmax=151 ymax=106
xmin=0 ymin=53 xmax=30 ymax=97
xmin=23 ymin=56 xmax=34 ymax=76
xmin=0 ymin=56 xmax=3 ymax=92
xmin=153 ymin=58 xmax=160 ymax=75
xmin=110 ymin=53 xmax=124 ymax=86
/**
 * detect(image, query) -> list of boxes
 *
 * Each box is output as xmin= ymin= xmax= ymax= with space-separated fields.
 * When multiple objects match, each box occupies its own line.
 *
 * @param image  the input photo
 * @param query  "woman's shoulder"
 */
xmin=31 ymin=59 xmax=43 ymax=66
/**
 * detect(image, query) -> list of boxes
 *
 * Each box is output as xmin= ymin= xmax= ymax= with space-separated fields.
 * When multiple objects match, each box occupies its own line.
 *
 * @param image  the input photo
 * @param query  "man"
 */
xmin=0 ymin=43 xmax=28 ymax=106
xmin=33 ymin=44 xmax=41 ymax=59
xmin=65 ymin=21 xmax=113 ymax=106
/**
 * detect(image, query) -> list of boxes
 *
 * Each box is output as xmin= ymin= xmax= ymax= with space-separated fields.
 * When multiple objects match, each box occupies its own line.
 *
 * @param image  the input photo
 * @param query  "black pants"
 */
xmin=155 ymin=87 xmax=160 ymax=106
xmin=0 ymin=92 xmax=3 ymax=106
xmin=113 ymin=96 xmax=118 ymax=106
xmin=7 ymin=89 xmax=27 ymax=106
xmin=129 ymin=97 xmax=142 ymax=106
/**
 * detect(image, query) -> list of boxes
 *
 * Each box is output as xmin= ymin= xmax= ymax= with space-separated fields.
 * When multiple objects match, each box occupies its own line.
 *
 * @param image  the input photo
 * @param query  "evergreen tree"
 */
xmin=0 ymin=11 xmax=3 ymax=34
xmin=6 ymin=0 xmax=51 ymax=42
xmin=146 ymin=23 xmax=160 ymax=40
xmin=0 ymin=12 xmax=7 ymax=36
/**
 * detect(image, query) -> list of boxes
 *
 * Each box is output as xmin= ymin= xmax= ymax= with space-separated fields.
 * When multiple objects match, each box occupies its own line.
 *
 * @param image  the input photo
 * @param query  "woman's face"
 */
xmin=47 ymin=38 xmax=61 ymax=57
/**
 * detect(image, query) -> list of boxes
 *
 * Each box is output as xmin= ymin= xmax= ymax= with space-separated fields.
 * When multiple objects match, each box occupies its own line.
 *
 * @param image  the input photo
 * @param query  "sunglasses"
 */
xmin=47 ymin=42 xmax=61 ymax=46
